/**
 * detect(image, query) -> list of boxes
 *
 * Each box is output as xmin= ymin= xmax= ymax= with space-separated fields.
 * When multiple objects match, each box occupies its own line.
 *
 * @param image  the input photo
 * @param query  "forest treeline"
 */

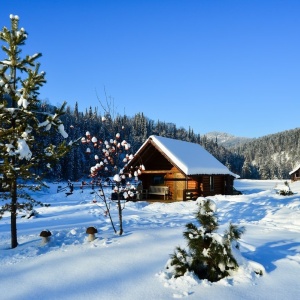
xmin=43 ymin=102 xmax=300 ymax=181
xmin=228 ymin=128 xmax=300 ymax=179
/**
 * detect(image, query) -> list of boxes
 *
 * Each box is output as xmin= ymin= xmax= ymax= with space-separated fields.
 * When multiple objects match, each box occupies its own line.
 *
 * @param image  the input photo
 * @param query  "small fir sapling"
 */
xmin=167 ymin=198 xmax=245 ymax=282
xmin=276 ymin=181 xmax=294 ymax=196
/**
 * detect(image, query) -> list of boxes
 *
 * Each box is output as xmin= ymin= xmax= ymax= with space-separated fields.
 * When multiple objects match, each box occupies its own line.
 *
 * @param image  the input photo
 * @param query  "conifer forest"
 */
xmin=43 ymin=101 xmax=300 ymax=181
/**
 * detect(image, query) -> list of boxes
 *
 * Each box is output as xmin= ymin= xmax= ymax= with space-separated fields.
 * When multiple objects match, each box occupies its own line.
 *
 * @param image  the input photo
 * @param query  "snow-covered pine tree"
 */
xmin=168 ymin=199 xmax=245 ymax=282
xmin=241 ymin=157 xmax=252 ymax=179
xmin=0 ymin=15 xmax=72 ymax=248
xmin=68 ymin=111 xmax=85 ymax=181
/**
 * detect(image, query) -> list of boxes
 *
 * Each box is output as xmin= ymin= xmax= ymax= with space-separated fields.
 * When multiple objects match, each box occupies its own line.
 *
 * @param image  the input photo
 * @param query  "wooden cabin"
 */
xmin=289 ymin=164 xmax=300 ymax=181
xmin=125 ymin=135 xmax=239 ymax=201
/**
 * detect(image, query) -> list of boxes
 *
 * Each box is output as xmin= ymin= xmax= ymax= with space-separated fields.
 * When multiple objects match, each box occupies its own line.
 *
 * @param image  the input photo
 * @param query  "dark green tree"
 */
xmin=168 ymin=199 xmax=245 ymax=282
xmin=0 ymin=15 xmax=72 ymax=248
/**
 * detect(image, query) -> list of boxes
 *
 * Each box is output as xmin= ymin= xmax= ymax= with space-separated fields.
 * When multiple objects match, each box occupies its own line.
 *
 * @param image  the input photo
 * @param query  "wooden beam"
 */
xmin=141 ymin=170 xmax=178 ymax=174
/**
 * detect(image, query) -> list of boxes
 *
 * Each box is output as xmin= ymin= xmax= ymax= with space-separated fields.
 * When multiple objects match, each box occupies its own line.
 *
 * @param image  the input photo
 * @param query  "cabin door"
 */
xmin=173 ymin=173 xmax=185 ymax=200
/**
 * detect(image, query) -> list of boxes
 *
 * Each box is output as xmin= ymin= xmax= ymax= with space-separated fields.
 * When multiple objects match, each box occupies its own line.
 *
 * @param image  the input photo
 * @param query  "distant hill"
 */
xmin=225 ymin=127 xmax=300 ymax=179
xmin=203 ymin=129 xmax=300 ymax=179
xmin=204 ymin=131 xmax=253 ymax=148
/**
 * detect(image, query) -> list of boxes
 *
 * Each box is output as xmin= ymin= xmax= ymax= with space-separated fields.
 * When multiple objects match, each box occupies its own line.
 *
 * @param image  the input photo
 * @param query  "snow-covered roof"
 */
xmin=289 ymin=163 xmax=300 ymax=175
xmin=137 ymin=135 xmax=239 ymax=177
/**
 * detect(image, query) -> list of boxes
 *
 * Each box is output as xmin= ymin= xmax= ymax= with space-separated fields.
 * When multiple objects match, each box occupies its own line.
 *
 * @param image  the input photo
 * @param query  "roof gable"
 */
xmin=131 ymin=135 xmax=238 ymax=177
xmin=289 ymin=163 xmax=300 ymax=175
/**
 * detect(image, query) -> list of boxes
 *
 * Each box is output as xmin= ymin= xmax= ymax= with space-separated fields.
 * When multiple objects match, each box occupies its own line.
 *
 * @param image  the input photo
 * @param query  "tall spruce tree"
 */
xmin=0 ymin=15 xmax=72 ymax=248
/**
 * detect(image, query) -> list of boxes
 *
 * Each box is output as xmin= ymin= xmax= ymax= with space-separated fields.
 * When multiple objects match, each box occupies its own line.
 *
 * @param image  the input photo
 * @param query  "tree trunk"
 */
xmin=117 ymin=198 xmax=123 ymax=235
xmin=11 ymin=179 xmax=18 ymax=248
xmin=103 ymin=197 xmax=117 ymax=234
xmin=10 ymin=65 xmax=18 ymax=249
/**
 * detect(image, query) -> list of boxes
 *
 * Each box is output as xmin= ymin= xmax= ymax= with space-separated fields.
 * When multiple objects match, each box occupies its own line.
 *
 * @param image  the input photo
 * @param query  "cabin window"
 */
xmin=153 ymin=175 xmax=164 ymax=185
xmin=210 ymin=176 xmax=214 ymax=191
xmin=296 ymin=171 xmax=300 ymax=178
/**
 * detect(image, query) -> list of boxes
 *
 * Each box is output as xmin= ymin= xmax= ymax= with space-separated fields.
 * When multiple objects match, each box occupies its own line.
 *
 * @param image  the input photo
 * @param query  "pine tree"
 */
xmin=168 ymin=199 xmax=245 ymax=282
xmin=0 ymin=15 xmax=72 ymax=248
xmin=241 ymin=157 xmax=252 ymax=178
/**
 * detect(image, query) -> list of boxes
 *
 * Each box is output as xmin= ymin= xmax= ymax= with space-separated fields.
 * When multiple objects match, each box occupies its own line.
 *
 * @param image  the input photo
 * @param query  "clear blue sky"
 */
xmin=1 ymin=0 xmax=299 ymax=138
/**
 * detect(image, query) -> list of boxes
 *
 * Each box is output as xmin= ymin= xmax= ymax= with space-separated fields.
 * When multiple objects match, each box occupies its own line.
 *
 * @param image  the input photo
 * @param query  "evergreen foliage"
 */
xmin=34 ymin=100 xmax=299 ymax=182
xmin=229 ymin=128 xmax=300 ymax=179
xmin=167 ymin=199 xmax=245 ymax=282
xmin=0 ymin=15 xmax=72 ymax=248
xmin=276 ymin=181 xmax=294 ymax=196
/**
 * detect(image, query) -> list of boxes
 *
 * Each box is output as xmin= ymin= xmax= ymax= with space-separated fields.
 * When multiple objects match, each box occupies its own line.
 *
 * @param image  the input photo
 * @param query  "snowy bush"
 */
xmin=276 ymin=181 xmax=294 ymax=196
xmin=167 ymin=199 xmax=245 ymax=282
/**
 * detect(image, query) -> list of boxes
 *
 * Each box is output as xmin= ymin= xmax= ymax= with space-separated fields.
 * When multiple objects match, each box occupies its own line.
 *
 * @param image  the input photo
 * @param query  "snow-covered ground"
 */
xmin=0 ymin=179 xmax=300 ymax=300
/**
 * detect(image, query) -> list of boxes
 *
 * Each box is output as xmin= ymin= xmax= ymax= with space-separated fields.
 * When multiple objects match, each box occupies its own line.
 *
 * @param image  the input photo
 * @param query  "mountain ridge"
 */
xmin=204 ymin=131 xmax=253 ymax=148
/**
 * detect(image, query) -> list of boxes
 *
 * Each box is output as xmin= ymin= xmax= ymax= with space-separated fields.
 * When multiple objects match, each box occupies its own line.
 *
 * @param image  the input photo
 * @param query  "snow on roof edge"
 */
xmin=150 ymin=135 xmax=239 ymax=178
xmin=289 ymin=163 xmax=300 ymax=175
